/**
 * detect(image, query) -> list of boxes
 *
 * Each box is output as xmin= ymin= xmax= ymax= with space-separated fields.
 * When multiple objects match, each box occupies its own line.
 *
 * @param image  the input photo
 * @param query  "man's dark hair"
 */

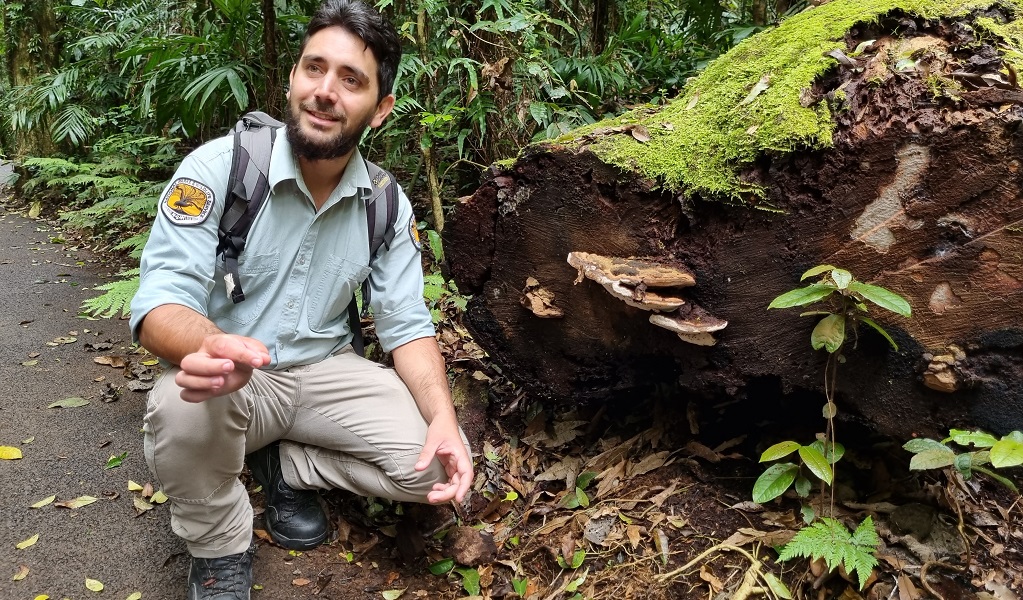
xmin=299 ymin=0 xmax=401 ymax=102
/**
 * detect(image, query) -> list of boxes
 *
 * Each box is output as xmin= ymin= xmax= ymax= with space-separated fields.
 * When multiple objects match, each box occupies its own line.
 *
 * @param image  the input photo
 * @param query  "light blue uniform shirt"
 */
xmin=130 ymin=131 xmax=435 ymax=368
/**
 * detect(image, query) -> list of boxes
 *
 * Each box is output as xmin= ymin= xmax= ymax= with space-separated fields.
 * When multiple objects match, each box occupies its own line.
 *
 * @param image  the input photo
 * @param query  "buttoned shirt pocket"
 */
xmin=217 ymin=252 xmax=281 ymax=325
xmin=308 ymin=254 xmax=371 ymax=333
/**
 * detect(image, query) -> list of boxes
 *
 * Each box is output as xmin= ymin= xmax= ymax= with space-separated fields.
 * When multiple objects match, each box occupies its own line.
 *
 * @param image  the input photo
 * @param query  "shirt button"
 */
xmin=297 ymin=257 xmax=306 ymax=265
xmin=286 ymin=300 xmax=295 ymax=309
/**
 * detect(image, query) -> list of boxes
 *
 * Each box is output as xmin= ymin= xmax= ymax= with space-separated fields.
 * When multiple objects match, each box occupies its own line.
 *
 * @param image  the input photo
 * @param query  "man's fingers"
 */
xmin=175 ymin=370 xmax=224 ymax=391
xmin=179 ymin=354 xmax=235 ymax=376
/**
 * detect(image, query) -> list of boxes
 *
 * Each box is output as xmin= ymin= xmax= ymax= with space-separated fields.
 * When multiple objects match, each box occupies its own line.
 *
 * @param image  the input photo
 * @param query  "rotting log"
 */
xmin=445 ymin=0 xmax=1023 ymax=439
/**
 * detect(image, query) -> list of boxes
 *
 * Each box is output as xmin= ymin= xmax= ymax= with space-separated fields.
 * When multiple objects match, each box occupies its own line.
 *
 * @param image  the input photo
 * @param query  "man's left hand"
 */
xmin=415 ymin=415 xmax=473 ymax=504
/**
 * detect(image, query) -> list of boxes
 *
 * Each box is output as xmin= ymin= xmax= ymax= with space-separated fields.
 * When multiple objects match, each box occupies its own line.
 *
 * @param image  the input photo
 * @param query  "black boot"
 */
xmin=187 ymin=543 xmax=256 ymax=599
xmin=246 ymin=441 xmax=328 ymax=550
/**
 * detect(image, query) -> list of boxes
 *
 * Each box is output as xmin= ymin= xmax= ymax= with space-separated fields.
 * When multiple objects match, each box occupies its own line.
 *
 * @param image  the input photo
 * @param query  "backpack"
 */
xmin=216 ymin=111 xmax=399 ymax=356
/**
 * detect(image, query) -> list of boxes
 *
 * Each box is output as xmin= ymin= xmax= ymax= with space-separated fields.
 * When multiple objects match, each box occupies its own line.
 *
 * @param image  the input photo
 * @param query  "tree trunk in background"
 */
xmin=5 ymin=0 xmax=59 ymax=158
xmin=751 ymin=0 xmax=768 ymax=26
xmin=260 ymin=0 xmax=284 ymax=116
xmin=445 ymin=10 xmax=1023 ymax=441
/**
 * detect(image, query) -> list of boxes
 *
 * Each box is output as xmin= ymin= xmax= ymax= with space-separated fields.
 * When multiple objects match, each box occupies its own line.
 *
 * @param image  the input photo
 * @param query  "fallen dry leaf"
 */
xmin=16 ymin=534 xmax=39 ymax=550
xmin=54 ymin=495 xmax=98 ymax=509
xmin=0 ymin=446 xmax=24 ymax=460
xmin=292 ymin=578 xmax=311 ymax=586
xmin=30 ymin=495 xmax=55 ymax=509
xmin=11 ymin=564 xmax=29 ymax=581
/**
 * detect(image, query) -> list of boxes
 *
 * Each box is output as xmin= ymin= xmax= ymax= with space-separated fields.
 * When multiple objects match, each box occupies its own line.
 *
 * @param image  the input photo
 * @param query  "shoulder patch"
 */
xmin=160 ymin=178 xmax=215 ymax=226
xmin=408 ymin=216 xmax=422 ymax=251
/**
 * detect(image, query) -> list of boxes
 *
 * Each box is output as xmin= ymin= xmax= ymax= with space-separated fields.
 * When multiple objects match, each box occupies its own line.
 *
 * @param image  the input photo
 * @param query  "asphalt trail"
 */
xmin=0 ymin=198 xmax=185 ymax=598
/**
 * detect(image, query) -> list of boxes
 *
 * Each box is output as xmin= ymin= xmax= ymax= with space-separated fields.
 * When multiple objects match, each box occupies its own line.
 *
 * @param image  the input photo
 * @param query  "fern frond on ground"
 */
xmin=778 ymin=516 xmax=879 ymax=589
xmin=81 ymin=269 xmax=139 ymax=318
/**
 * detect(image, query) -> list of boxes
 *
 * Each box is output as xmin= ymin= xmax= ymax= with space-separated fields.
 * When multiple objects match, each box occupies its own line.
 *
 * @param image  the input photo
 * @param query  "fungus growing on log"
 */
xmin=649 ymin=306 xmax=729 ymax=347
xmin=521 ymin=277 xmax=564 ymax=318
xmin=567 ymin=252 xmax=691 ymax=311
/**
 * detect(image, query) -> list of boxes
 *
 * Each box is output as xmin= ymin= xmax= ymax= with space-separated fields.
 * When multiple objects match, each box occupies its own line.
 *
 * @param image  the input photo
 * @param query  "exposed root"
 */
xmin=655 ymin=543 xmax=782 ymax=600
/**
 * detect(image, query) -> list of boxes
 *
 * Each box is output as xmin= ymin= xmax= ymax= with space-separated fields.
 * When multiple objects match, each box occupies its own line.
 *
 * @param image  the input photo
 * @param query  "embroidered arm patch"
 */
xmin=160 ymin=178 xmax=215 ymax=226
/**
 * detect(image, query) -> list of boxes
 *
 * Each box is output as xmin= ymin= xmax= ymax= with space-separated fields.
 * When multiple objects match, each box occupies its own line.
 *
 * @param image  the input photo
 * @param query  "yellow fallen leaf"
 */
xmin=150 ymin=490 xmax=168 ymax=504
xmin=127 ymin=480 xmax=143 ymax=491
xmin=85 ymin=577 xmax=104 ymax=592
xmin=0 ymin=446 xmax=24 ymax=460
xmin=22 ymin=436 xmax=35 ymax=444
xmin=30 ymin=495 xmax=56 ymax=509
xmin=34 ymin=595 xmax=49 ymax=600
xmin=11 ymin=564 xmax=29 ymax=581
xmin=16 ymin=534 xmax=39 ymax=549
xmin=54 ymin=495 xmax=98 ymax=509
xmin=126 ymin=593 xmax=142 ymax=600
xmin=133 ymin=496 xmax=154 ymax=513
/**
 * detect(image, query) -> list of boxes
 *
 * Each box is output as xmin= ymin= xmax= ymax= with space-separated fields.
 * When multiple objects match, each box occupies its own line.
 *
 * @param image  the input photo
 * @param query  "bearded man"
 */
xmin=129 ymin=2 xmax=473 ymax=597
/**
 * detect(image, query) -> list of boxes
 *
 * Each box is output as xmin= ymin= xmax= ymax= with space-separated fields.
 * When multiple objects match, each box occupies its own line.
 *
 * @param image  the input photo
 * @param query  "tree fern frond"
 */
xmin=81 ymin=270 xmax=139 ymax=319
xmin=778 ymin=517 xmax=878 ymax=590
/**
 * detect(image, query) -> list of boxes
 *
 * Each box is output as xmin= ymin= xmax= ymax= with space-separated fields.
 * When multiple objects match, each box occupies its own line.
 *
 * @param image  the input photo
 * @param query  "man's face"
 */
xmin=287 ymin=26 xmax=394 ymax=161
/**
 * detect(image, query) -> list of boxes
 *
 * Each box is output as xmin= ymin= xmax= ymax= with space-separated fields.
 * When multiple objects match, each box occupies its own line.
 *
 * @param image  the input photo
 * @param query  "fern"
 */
xmin=81 ymin=269 xmax=140 ymax=319
xmin=778 ymin=516 xmax=879 ymax=589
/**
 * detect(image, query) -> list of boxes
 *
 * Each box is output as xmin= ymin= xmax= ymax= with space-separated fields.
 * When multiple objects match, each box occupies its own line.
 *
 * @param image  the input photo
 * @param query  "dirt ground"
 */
xmin=1 ymin=187 xmax=1021 ymax=600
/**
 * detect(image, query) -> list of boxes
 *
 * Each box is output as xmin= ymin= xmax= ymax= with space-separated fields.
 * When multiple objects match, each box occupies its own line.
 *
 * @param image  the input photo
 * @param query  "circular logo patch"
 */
xmin=408 ymin=216 xmax=422 ymax=251
xmin=160 ymin=178 xmax=214 ymax=226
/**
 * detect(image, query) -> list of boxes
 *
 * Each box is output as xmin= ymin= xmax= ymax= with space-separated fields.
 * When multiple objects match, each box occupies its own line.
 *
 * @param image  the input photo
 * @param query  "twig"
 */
xmin=918 ymin=560 xmax=961 ymax=600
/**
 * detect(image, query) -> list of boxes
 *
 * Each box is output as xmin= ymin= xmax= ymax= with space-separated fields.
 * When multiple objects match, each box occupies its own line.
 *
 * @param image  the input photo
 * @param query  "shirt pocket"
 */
xmin=218 ymin=252 xmax=281 ymax=325
xmin=308 ymin=254 xmax=371 ymax=333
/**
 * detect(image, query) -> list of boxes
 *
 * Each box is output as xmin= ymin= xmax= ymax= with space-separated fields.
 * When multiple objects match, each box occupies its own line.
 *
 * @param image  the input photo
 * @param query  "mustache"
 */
xmin=300 ymin=101 xmax=346 ymax=122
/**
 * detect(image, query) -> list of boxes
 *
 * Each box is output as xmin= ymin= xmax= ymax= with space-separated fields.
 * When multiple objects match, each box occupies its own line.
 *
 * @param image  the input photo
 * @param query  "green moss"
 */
xmin=546 ymin=0 xmax=1023 ymax=201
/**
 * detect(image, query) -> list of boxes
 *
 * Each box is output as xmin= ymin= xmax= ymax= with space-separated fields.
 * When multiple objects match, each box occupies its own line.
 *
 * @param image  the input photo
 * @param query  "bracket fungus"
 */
xmin=567 ymin=251 xmax=727 ymax=345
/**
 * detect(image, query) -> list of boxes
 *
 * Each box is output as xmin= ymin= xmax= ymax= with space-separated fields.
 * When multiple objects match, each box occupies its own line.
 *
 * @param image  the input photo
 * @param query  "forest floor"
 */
xmin=0 ymin=177 xmax=1021 ymax=600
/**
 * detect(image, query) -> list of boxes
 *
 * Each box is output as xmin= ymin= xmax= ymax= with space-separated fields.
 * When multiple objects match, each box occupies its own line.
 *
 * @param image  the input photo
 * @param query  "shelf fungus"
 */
xmin=649 ymin=305 xmax=728 ymax=346
xmin=922 ymin=346 xmax=965 ymax=393
xmin=567 ymin=251 xmax=727 ymax=345
xmin=521 ymin=277 xmax=564 ymax=318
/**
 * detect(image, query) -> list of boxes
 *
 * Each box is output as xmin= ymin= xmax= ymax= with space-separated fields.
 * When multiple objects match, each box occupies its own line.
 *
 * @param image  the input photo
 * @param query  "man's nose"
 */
xmin=313 ymin=75 xmax=338 ymax=101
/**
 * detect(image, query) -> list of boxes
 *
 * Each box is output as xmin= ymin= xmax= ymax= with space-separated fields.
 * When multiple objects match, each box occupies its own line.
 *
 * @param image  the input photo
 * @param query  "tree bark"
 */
xmin=445 ymin=9 xmax=1023 ymax=440
xmin=260 ymin=0 xmax=284 ymax=116
xmin=4 ymin=0 xmax=59 ymax=158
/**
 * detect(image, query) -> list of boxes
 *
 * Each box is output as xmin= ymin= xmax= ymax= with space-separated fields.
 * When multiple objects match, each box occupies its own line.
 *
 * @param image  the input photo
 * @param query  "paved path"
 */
xmin=0 ymin=199 xmax=186 ymax=598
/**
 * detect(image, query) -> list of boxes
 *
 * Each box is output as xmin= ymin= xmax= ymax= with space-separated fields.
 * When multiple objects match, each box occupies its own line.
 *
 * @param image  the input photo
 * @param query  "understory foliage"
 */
xmin=759 ymin=265 xmax=909 ymax=590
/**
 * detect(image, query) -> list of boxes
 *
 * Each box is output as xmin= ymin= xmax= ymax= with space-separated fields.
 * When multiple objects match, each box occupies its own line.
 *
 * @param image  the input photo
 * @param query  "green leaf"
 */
xmin=808 ymin=440 xmax=845 ymax=464
xmin=512 ymin=578 xmax=529 ymax=596
xmin=569 ymin=549 xmax=586 ymax=569
xmin=768 ymin=284 xmax=835 ymax=309
xmin=991 ymin=438 xmax=1023 ymax=468
xmin=798 ymin=446 xmax=833 ymax=484
xmin=800 ymin=264 xmax=838 ymax=280
xmin=811 ymin=314 xmax=845 ymax=353
xmin=848 ymin=282 xmax=911 ymax=317
xmin=822 ymin=402 xmax=837 ymax=419
xmin=908 ymin=447 xmax=956 ymax=470
xmin=760 ymin=441 xmax=801 ymax=462
xmin=428 ymin=558 xmax=454 ymax=575
xmin=105 ymin=451 xmax=127 ymax=469
xmin=954 ymin=452 xmax=973 ymax=478
xmin=454 ymin=567 xmax=481 ymax=596
xmin=859 ymin=317 xmax=898 ymax=351
xmin=794 ymin=475 xmax=811 ymax=498
xmin=973 ymin=466 xmax=1019 ymax=492
xmin=381 ymin=589 xmax=406 ymax=600
xmin=830 ymin=269 xmax=852 ymax=289
xmin=752 ymin=463 xmax=798 ymax=503
xmin=48 ymin=397 xmax=90 ymax=409
xmin=779 ymin=517 xmax=878 ymax=590
xmin=948 ymin=429 xmax=999 ymax=448
xmin=576 ymin=471 xmax=598 ymax=490
xmin=762 ymin=572 xmax=793 ymax=599
xmin=903 ymin=438 xmax=947 ymax=454
xmin=575 ymin=487 xmax=590 ymax=508
xmin=425 ymin=229 xmax=444 ymax=263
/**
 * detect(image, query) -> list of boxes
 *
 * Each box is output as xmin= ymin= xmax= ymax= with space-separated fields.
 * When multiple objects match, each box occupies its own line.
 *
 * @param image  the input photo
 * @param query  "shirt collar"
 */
xmin=269 ymin=128 xmax=374 ymax=202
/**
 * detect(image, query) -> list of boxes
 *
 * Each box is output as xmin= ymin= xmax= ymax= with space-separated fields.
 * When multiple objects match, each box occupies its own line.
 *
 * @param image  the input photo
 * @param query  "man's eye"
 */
xmin=344 ymin=77 xmax=359 ymax=86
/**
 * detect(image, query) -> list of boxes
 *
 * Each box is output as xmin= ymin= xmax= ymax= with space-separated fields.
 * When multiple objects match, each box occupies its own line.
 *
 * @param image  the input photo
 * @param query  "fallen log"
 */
xmin=446 ymin=0 xmax=1023 ymax=439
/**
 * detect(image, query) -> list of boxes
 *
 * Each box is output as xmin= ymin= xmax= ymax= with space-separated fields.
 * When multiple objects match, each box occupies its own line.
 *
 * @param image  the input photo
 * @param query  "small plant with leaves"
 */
xmin=904 ymin=429 xmax=1023 ymax=492
xmin=755 ymin=265 xmax=910 ymax=590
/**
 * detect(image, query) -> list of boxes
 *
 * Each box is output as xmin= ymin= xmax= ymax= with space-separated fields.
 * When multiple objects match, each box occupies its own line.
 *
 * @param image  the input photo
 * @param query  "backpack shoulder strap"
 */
xmin=347 ymin=158 xmax=401 ymax=356
xmin=217 ymin=111 xmax=283 ymax=304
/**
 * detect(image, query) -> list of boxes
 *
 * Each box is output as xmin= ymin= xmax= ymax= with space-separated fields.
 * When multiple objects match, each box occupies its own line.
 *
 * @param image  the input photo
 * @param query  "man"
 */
xmin=129 ymin=2 xmax=473 ymax=598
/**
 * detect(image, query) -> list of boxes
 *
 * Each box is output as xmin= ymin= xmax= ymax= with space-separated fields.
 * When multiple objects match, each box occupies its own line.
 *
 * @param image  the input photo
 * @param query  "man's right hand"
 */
xmin=175 ymin=334 xmax=271 ymax=402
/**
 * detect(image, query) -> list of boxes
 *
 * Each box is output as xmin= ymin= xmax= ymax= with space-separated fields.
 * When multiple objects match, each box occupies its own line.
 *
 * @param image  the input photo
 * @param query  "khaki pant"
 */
xmin=143 ymin=347 xmax=467 ymax=558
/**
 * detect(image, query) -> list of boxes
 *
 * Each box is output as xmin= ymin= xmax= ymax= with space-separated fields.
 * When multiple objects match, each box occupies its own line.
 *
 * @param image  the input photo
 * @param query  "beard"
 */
xmin=285 ymin=99 xmax=373 ymax=161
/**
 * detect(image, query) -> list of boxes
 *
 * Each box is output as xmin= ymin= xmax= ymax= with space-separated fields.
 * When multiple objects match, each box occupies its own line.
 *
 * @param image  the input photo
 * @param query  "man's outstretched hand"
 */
xmin=415 ymin=415 xmax=473 ymax=505
xmin=175 ymin=334 xmax=270 ymax=402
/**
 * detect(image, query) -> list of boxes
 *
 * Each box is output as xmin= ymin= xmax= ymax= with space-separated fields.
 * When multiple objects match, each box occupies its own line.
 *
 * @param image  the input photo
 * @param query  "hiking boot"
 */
xmin=246 ymin=441 xmax=328 ymax=550
xmin=187 ymin=543 xmax=256 ymax=599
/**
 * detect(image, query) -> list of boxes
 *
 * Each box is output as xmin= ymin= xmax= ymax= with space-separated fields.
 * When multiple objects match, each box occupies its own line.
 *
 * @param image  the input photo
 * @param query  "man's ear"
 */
xmin=370 ymin=94 xmax=395 ymax=128
xmin=287 ymin=65 xmax=296 ymax=99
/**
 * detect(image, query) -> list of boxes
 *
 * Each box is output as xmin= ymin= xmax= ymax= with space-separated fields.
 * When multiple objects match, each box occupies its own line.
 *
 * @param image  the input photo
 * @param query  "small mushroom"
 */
xmin=649 ymin=305 xmax=728 ymax=346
